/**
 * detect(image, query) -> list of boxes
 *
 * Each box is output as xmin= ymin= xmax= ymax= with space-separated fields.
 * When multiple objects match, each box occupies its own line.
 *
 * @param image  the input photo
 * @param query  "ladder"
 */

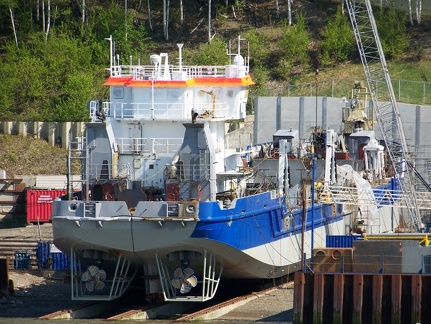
xmin=345 ymin=0 xmax=423 ymax=231
xmin=67 ymin=132 xmax=90 ymax=201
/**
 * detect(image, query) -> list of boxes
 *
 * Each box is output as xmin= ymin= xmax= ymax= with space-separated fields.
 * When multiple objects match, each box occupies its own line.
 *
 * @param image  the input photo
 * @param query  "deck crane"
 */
xmin=344 ymin=0 xmax=423 ymax=231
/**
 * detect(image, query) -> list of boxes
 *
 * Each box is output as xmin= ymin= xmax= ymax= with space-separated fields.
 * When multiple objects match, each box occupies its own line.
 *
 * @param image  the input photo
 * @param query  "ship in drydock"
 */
xmin=51 ymin=37 xmax=399 ymax=302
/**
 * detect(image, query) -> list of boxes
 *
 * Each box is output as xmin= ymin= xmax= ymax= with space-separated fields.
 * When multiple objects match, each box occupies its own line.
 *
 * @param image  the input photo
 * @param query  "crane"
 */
xmin=343 ymin=0 xmax=423 ymax=231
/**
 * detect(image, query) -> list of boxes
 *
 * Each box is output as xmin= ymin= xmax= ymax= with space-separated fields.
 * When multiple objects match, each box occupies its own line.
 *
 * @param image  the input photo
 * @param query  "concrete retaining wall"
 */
xmin=0 ymin=121 xmax=85 ymax=149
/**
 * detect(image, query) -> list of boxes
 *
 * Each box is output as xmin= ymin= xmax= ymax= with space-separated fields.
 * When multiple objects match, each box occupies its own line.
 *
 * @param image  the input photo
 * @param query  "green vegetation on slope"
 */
xmin=0 ymin=135 xmax=67 ymax=177
xmin=0 ymin=1 xmax=431 ymax=122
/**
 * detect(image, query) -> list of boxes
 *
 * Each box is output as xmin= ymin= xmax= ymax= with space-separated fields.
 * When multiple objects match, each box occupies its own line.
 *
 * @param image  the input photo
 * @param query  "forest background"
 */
xmin=0 ymin=0 xmax=430 ymax=123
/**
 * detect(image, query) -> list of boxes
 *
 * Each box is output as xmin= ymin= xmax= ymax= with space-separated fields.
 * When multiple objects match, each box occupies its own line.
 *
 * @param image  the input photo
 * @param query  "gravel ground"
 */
xmin=1 ymin=270 xmax=84 ymax=319
xmin=217 ymin=283 xmax=294 ymax=323
xmin=0 ymin=224 xmax=84 ymax=319
xmin=0 ymin=222 xmax=54 ymax=241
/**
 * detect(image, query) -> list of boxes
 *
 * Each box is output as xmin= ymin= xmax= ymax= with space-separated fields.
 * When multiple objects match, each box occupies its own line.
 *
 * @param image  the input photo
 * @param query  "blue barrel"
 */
xmin=37 ymin=242 xmax=70 ymax=270
xmin=14 ymin=252 xmax=30 ymax=269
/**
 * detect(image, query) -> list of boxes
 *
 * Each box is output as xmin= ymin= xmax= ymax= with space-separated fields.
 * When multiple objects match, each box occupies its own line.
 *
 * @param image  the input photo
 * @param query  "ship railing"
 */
xmin=319 ymin=186 xmax=431 ymax=210
xmin=115 ymin=137 xmax=183 ymax=155
xmin=175 ymin=151 xmax=210 ymax=181
xmin=173 ymin=164 xmax=209 ymax=181
xmin=104 ymin=101 xmax=230 ymax=120
xmin=109 ymin=64 xmax=249 ymax=79
xmin=85 ymin=162 xmax=132 ymax=180
xmin=309 ymin=249 xmax=431 ymax=274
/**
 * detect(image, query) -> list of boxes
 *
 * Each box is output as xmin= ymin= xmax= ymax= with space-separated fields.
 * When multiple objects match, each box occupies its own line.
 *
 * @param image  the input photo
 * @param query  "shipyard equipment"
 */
xmin=345 ymin=0 xmax=423 ymax=231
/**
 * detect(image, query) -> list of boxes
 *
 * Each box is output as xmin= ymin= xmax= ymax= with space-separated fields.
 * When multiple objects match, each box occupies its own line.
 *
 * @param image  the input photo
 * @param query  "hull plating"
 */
xmin=52 ymin=192 xmax=347 ymax=279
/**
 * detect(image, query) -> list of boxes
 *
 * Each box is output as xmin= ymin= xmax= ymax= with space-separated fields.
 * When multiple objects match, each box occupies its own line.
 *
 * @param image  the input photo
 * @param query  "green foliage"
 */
xmin=86 ymin=3 xmax=152 ymax=59
xmin=183 ymin=38 xmax=229 ymax=66
xmin=54 ymin=72 xmax=96 ymax=122
xmin=0 ymin=0 xmax=428 ymax=122
xmin=250 ymin=63 xmax=270 ymax=92
xmin=278 ymin=13 xmax=310 ymax=67
xmin=320 ymin=6 xmax=355 ymax=64
xmin=0 ymin=1 xmax=152 ymax=122
xmin=241 ymin=29 xmax=274 ymax=82
xmin=242 ymin=29 xmax=270 ymax=63
xmin=0 ymin=40 xmax=51 ymax=121
xmin=274 ymin=58 xmax=292 ymax=81
xmin=374 ymin=7 xmax=408 ymax=59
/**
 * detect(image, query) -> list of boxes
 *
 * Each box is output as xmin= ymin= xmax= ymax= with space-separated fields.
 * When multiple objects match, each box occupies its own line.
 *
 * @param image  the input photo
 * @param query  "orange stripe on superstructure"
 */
xmin=103 ymin=77 xmax=133 ymax=86
xmin=104 ymin=76 xmax=254 ymax=87
xmin=193 ymin=76 xmax=255 ymax=86
xmin=127 ymin=80 xmax=189 ymax=87
xmin=125 ymin=78 xmax=251 ymax=87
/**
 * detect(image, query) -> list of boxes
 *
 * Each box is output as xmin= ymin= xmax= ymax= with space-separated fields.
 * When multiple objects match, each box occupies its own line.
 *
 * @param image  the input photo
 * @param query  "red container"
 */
xmin=26 ymin=189 xmax=67 ymax=223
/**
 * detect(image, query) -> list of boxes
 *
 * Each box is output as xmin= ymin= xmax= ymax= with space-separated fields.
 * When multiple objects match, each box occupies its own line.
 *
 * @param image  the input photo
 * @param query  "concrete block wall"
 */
xmin=0 ymin=121 xmax=85 ymax=149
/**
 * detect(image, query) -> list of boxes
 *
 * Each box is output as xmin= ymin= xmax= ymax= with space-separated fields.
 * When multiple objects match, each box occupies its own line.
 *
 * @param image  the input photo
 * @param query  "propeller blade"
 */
xmin=98 ymin=269 xmax=106 ymax=281
xmin=173 ymin=268 xmax=183 ymax=279
xmin=95 ymin=280 xmax=105 ymax=290
xmin=180 ymin=283 xmax=192 ymax=294
xmin=171 ymin=279 xmax=182 ymax=289
xmin=81 ymin=270 xmax=91 ymax=282
xmin=88 ymin=265 xmax=100 ymax=276
xmin=186 ymin=275 xmax=198 ymax=288
xmin=183 ymin=268 xmax=194 ymax=277
xmin=85 ymin=280 xmax=95 ymax=292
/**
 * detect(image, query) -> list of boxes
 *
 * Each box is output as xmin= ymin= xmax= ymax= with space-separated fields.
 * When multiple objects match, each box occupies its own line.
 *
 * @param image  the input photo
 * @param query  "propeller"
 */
xmin=81 ymin=265 xmax=107 ymax=292
xmin=171 ymin=267 xmax=198 ymax=294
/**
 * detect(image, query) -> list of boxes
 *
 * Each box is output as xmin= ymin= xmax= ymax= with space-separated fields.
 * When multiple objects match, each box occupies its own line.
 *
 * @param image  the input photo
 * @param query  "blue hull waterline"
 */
xmin=51 ymin=39 xmax=399 ymax=302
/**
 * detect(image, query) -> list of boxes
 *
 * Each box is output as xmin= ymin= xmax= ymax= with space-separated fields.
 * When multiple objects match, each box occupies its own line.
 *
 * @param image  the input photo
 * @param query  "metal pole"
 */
xmin=301 ymin=178 xmax=306 ymax=272
xmin=311 ymin=158 xmax=316 ymax=259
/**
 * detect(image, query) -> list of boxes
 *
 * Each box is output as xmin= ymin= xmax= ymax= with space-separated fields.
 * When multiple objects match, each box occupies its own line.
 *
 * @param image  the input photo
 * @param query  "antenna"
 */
xmin=177 ymin=44 xmax=184 ymax=72
xmin=105 ymin=35 xmax=113 ymax=75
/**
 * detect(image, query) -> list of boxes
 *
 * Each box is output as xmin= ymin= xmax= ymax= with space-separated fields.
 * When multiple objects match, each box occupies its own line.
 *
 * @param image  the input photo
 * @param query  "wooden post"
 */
xmin=372 ymin=275 xmax=383 ymax=323
xmin=391 ymin=274 xmax=402 ymax=323
xmin=294 ymin=272 xmax=305 ymax=324
xmin=352 ymin=274 xmax=363 ymax=323
xmin=333 ymin=273 xmax=344 ymax=323
xmin=313 ymin=273 xmax=324 ymax=322
xmin=411 ymin=275 xmax=422 ymax=324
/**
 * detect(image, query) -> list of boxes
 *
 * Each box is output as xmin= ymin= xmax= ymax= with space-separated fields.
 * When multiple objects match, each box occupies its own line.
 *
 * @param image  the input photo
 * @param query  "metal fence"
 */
xmin=369 ymin=0 xmax=431 ymax=12
xmin=310 ymin=253 xmax=431 ymax=274
xmin=253 ymin=77 xmax=431 ymax=105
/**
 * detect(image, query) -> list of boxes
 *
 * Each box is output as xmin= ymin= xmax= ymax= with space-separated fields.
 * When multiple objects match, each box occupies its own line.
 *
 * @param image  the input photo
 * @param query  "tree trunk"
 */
xmin=45 ymin=0 xmax=51 ymax=42
xmin=163 ymin=0 xmax=169 ymax=41
xmin=275 ymin=0 xmax=279 ymax=19
xmin=42 ymin=0 xmax=45 ymax=32
xmin=408 ymin=0 xmax=414 ymax=26
xmin=125 ymin=0 xmax=128 ymax=41
xmin=163 ymin=0 xmax=166 ymax=39
xmin=208 ymin=0 xmax=211 ymax=43
xmin=416 ymin=0 xmax=422 ymax=24
xmin=147 ymin=0 xmax=153 ymax=31
xmin=82 ymin=0 xmax=86 ymax=26
xmin=167 ymin=0 xmax=170 ymax=40
xmin=288 ymin=0 xmax=292 ymax=26
xmin=9 ymin=8 xmax=18 ymax=46
xmin=180 ymin=0 xmax=183 ymax=25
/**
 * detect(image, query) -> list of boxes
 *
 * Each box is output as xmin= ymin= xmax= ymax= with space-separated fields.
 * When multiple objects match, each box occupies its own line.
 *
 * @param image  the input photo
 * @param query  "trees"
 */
xmin=0 ymin=1 xmax=428 ymax=121
xmin=0 ymin=1 xmax=152 ymax=122
xmin=321 ymin=6 xmax=355 ymax=65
